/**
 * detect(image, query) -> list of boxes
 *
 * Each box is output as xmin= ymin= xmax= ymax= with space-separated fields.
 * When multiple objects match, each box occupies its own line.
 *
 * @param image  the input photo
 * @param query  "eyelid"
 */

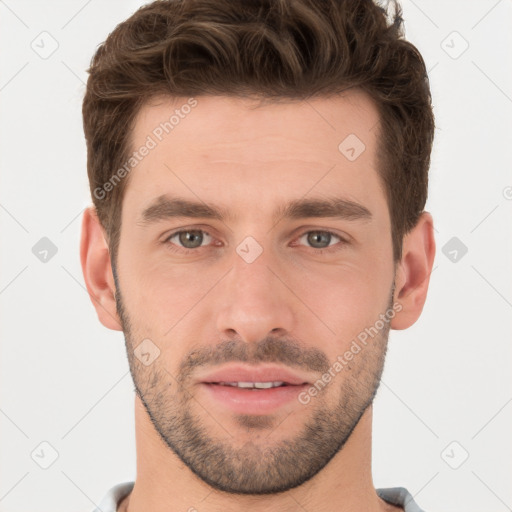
xmin=290 ymin=225 xmax=352 ymax=244
xmin=162 ymin=224 xmax=214 ymax=241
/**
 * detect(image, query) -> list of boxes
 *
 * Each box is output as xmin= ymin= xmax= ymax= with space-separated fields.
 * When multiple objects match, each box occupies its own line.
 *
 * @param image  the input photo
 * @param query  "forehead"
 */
xmin=133 ymin=90 xmax=379 ymax=155
xmin=124 ymin=91 xmax=385 ymax=220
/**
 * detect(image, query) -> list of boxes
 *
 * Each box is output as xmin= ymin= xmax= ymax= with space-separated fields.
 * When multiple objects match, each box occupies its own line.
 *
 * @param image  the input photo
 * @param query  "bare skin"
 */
xmin=81 ymin=90 xmax=435 ymax=512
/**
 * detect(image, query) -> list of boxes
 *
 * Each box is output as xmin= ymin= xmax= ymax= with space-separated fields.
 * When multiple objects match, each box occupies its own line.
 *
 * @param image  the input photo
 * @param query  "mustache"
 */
xmin=177 ymin=337 xmax=331 ymax=384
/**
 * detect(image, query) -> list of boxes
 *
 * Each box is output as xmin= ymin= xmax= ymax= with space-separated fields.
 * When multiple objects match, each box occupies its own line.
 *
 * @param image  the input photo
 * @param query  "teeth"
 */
xmin=218 ymin=381 xmax=285 ymax=389
xmin=254 ymin=381 xmax=284 ymax=389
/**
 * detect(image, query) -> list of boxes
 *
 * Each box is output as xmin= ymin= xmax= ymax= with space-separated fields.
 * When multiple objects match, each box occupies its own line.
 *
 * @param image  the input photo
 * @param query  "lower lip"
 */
xmin=200 ymin=383 xmax=308 ymax=415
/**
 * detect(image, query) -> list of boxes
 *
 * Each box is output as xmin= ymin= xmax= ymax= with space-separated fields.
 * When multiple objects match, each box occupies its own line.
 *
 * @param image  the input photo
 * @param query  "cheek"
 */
xmin=292 ymin=257 xmax=392 ymax=345
xmin=121 ymin=255 xmax=218 ymax=334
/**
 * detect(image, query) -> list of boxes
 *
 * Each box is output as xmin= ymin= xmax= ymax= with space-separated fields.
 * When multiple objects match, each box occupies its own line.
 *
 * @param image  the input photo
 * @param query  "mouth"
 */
xmin=196 ymin=365 xmax=312 ymax=415
xmin=208 ymin=381 xmax=294 ymax=389
xmin=198 ymin=364 xmax=311 ymax=387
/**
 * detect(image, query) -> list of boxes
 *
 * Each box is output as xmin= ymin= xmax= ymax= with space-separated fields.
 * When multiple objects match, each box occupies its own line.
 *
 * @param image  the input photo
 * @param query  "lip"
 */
xmin=200 ymin=382 xmax=309 ymax=415
xmin=195 ymin=364 xmax=312 ymax=415
xmin=197 ymin=364 xmax=311 ymax=386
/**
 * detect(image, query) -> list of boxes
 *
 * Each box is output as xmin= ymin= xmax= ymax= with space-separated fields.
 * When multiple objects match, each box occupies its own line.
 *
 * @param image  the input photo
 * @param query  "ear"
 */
xmin=80 ymin=206 xmax=122 ymax=331
xmin=391 ymin=212 xmax=436 ymax=330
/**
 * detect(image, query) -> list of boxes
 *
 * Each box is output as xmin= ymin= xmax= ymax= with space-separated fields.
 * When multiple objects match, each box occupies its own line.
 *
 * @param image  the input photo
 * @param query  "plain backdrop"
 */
xmin=1 ymin=1 xmax=511 ymax=511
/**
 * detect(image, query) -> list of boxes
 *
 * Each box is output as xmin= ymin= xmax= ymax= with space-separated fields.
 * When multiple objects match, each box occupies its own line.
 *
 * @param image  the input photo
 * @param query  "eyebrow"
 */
xmin=138 ymin=194 xmax=372 ymax=226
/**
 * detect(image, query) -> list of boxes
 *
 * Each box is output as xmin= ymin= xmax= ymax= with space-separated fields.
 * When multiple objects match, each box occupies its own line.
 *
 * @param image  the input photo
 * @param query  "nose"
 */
xmin=215 ymin=245 xmax=297 ymax=344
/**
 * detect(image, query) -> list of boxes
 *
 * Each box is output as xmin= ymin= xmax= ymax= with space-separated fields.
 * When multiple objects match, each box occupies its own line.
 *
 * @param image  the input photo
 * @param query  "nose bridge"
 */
xmin=215 ymin=236 xmax=296 ymax=341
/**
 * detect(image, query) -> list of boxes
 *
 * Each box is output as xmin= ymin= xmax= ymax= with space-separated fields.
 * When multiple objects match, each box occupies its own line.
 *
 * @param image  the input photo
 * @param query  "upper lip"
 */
xmin=197 ymin=364 xmax=312 ymax=386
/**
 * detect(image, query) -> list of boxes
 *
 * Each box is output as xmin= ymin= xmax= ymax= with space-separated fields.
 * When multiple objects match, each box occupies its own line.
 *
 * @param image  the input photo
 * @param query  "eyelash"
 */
xmin=163 ymin=228 xmax=349 ymax=255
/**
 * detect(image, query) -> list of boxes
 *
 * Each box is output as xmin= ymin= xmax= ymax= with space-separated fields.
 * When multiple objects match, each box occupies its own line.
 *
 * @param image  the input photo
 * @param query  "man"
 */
xmin=80 ymin=0 xmax=436 ymax=510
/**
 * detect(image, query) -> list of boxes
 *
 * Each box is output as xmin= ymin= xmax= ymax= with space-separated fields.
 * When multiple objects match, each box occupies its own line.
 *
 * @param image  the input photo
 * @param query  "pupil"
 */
xmin=309 ymin=232 xmax=329 ymax=248
xmin=181 ymin=230 xmax=202 ymax=248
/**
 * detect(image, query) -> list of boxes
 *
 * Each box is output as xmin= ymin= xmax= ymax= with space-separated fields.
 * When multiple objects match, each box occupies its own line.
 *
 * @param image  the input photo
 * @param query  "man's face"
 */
xmin=114 ymin=91 xmax=396 ymax=494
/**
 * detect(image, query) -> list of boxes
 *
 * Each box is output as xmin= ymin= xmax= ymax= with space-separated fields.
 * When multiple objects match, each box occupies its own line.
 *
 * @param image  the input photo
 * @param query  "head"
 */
xmin=81 ymin=0 xmax=435 ymax=495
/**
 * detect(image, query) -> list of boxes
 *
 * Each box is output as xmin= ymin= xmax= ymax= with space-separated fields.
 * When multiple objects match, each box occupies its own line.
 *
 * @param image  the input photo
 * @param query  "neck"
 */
xmin=121 ymin=396 xmax=394 ymax=512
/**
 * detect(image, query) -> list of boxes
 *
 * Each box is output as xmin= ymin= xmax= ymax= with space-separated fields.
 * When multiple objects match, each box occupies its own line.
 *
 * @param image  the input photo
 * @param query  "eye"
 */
xmin=163 ymin=228 xmax=348 ymax=255
xmin=164 ymin=229 xmax=214 ymax=254
xmin=295 ymin=230 xmax=347 ymax=253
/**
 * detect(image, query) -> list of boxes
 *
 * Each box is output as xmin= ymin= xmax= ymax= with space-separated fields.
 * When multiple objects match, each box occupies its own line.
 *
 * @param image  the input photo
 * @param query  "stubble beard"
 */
xmin=114 ymin=268 xmax=392 ymax=495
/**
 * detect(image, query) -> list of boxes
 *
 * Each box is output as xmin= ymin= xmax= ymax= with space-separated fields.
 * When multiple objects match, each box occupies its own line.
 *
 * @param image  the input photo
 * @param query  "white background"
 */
xmin=1 ymin=1 xmax=511 ymax=511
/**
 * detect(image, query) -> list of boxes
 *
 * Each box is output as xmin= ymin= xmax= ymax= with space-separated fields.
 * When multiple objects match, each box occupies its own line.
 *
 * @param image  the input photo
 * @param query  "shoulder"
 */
xmin=376 ymin=487 xmax=426 ymax=512
xmin=92 ymin=481 xmax=135 ymax=512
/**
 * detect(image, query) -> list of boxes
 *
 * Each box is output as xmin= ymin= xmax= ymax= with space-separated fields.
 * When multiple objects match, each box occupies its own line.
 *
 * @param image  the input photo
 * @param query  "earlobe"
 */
xmin=80 ymin=206 xmax=123 ymax=331
xmin=391 ymin=212 xmax=436 ymax=330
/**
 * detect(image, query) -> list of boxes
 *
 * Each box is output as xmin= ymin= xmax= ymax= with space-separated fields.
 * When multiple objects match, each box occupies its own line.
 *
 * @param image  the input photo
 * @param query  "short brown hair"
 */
xmin=83 ymin=0 xmax=434 ymax=266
